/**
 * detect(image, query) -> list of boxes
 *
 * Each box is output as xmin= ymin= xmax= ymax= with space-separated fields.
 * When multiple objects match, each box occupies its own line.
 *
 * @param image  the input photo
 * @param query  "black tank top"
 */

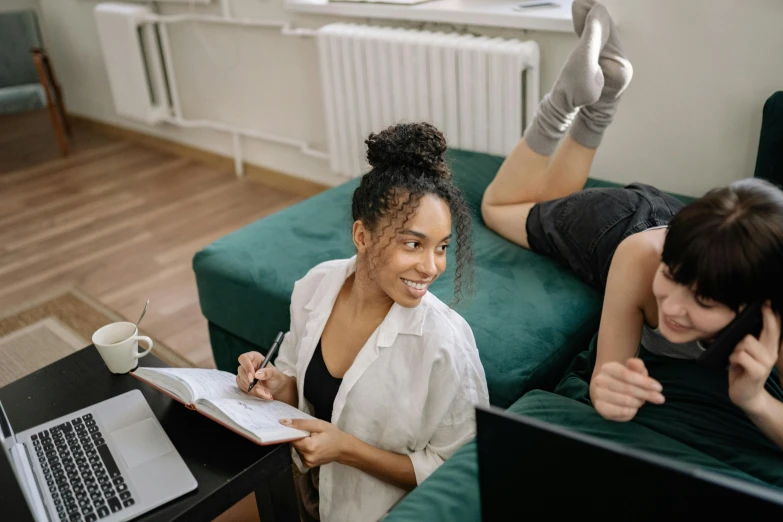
xmin=304 ymin=339 xmax=343 ymax=422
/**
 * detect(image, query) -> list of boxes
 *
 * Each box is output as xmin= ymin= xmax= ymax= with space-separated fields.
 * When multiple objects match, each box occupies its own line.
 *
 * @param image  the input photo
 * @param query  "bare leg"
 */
xmin=481 ymin=137 xmax=597 ymax=248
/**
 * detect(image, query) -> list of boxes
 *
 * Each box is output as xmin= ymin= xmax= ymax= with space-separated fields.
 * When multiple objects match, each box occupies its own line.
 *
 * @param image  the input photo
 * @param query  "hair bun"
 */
xmin=365 ymin=122 xmax=448 ymax=177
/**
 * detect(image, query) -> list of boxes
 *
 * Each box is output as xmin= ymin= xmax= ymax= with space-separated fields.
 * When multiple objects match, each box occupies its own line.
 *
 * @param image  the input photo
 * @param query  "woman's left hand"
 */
xmin=728 ymin=302 xmax=781 ymax=414
xmin=282 ymin=418 xmax=352 ymax=468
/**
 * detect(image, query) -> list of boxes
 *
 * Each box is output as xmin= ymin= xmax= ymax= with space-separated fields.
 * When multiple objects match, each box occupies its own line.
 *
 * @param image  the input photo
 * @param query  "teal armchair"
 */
xmin=0 ymin=9 xmax=70 ymax=155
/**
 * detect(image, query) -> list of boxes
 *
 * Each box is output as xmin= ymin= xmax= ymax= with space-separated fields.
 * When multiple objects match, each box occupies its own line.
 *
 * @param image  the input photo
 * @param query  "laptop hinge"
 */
xmin=14 ymin=442 xmax=52 ymax=522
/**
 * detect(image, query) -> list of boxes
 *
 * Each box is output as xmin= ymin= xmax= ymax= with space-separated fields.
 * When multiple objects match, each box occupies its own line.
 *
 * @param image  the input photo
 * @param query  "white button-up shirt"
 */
xmin=274 ymin=257 xmax=489 ymax=522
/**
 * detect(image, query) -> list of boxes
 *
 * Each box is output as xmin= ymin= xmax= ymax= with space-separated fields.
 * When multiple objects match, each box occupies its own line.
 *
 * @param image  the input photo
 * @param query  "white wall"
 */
xmin=595 ymin=0 xmax=783 ymax=196
xmin=1 ymin=0 xmax=41 ymax=13
xmin=34 ymin=0 xmax=783 ymax=195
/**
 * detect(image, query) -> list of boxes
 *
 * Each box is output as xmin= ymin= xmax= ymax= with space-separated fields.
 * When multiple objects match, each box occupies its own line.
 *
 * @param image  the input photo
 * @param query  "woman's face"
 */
xmin=360 ymin=194 xmax=452 ymax=308
xmin=651 ymin=263 xmax=737 ymax=343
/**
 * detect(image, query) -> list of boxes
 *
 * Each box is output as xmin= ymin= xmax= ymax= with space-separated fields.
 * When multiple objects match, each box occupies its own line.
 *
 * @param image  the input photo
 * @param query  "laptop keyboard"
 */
xmin=32 ymin=413 xmax=135 ymax=521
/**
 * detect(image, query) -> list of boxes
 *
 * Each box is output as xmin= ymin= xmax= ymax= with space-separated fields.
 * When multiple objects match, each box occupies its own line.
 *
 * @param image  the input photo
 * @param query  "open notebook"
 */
xmin=131 ymin=368 xmax=314 ymax=445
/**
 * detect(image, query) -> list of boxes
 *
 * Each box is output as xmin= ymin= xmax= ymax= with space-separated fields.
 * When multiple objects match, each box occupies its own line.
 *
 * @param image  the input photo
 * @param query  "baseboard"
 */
xmin=70 ymin=115 xmax=330 ymax=199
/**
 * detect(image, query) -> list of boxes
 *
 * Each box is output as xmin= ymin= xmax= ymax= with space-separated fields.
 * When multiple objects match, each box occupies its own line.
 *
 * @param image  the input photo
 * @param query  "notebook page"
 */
xmin=200 ymin=397 xmax=313 ymax=441
xmin=133 ymin=367 xmax=195 ymax=403
xmin=149 ymin=368 xmax=245 ymax=402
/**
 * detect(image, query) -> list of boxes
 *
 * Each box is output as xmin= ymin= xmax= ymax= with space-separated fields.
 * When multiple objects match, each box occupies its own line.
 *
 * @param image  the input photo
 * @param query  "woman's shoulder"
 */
xmin=291 ymin=258 xmax=353 ymax=302
xmin=611 ymin=230 xmax=664 ymax=285
xmin=299 ymin=258 xmax=350 ymax=281
xmin=421 ymin=293 xmax=471 ymax=327
xmin=418 ymin=293 xmax=477 ymax=351
xmin=616 ymin=228 xmax=665 ymax=261
xmin=417 ymin=294 xmax=488 ymax=395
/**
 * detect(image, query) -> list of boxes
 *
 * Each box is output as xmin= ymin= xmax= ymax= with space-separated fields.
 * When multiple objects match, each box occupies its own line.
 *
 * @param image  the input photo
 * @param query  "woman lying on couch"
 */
xmin=235 ymin=122 xmax=489 ymax=521
xmin=482 ymin=0 xmax=783 ymax=459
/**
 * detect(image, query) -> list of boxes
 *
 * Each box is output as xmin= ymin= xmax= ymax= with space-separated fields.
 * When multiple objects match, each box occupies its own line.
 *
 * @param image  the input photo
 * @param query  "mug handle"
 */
xmin=134 ymin=336 xmax=154 ymax=359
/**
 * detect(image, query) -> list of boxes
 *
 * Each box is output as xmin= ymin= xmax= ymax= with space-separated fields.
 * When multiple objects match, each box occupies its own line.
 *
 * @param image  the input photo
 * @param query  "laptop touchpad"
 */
xmin=111 ymin=417 xmax=173 ymax=469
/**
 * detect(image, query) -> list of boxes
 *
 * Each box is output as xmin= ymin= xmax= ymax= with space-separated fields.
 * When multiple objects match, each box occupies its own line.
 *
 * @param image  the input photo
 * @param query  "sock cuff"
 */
xmin=522 ymin=93 xmax=579 ymax=156
xmin=569 ymin=111 xmax=605 ymax=149
xmin=523 ymin=121 xmax=561 ymax=156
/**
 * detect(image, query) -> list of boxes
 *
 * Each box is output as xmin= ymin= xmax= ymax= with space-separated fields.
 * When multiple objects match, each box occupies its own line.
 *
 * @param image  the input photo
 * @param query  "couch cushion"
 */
xmin=194 ymin=149 xmax=602 ymax=408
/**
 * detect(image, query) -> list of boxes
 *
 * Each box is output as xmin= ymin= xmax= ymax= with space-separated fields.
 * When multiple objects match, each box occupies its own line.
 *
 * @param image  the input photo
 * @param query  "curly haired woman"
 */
xmin=235 ymin=122 xmax=490 ymax=522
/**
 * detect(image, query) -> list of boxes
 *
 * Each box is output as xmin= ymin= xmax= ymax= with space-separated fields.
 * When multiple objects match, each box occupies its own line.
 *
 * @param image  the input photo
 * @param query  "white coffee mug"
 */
xmin=92 ymin=322 xmax=153 ymax=374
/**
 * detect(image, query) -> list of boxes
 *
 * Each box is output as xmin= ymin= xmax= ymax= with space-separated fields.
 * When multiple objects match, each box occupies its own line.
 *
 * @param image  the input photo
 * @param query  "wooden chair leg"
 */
xmin=43 ymin=52 xmax=72 ymax=137
xmin=32 ymin=48 xmax=69 ymax=157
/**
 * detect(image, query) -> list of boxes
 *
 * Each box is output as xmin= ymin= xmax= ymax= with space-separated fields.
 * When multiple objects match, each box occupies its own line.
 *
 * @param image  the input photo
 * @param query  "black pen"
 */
xmin=248 ymin=331 xmax=284 ymax=393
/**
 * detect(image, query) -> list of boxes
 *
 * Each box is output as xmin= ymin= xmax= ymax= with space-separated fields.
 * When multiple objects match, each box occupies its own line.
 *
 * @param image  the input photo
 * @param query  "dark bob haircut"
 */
xmin=662 ymin=178 xmax=783 ymax=313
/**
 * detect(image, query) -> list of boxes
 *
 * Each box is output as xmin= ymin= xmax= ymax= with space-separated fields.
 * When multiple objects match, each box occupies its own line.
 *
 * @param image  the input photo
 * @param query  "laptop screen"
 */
xmin=0 ymin=400 xmax=14 ymax=440
xmin=0 ymin=400 xmax=20 ymax=474
xmin=476 ymin=405 xmax=783 ymax=520
xmin=0 ymin=401 xmax=36 ymax=522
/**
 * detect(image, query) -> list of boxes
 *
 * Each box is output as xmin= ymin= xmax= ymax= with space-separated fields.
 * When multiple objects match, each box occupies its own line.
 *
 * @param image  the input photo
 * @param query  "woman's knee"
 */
xmin=480 ymin=199 xmax=502 ymax=233
xmin=480 ymin=201 xmax=533 ymax=248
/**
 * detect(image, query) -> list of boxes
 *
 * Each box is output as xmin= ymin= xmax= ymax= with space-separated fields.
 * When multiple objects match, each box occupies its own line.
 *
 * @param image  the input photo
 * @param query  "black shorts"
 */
xmin=525 ymin=183 xmax=686 ymax=291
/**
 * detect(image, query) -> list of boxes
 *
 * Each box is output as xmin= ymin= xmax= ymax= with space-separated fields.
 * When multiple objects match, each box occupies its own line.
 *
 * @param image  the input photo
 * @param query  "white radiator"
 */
xmin=317 ymin=23 xmax=540 ymax=178
xmin=94 ymin=3 xmax=170 ymax=125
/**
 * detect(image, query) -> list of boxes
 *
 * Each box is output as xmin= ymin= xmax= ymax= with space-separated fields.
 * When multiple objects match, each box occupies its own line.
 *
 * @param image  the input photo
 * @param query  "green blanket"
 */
xmin=556 ymin=335 xmax=783 ymax=486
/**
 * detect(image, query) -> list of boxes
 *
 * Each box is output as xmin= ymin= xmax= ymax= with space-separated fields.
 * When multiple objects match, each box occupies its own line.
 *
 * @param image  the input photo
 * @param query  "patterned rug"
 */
xmin=0 ymin=290 xmax=194 ymax=387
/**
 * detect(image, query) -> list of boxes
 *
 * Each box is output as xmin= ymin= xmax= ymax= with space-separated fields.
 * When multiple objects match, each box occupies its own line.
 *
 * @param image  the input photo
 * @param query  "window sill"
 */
xmin=285 ymin=0 xmax=574 ymax=32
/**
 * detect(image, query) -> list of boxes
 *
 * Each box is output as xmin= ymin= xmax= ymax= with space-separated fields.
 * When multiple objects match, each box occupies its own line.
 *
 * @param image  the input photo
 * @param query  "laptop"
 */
xmin=476 ymin=406 xmax=783 ymax=519
xmin=1 ymin=390 xmax=197 ymax=522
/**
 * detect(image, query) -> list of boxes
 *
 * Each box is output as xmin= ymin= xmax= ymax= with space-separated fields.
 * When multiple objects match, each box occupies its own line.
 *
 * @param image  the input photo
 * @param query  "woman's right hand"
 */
xmin=590 ymin=358 xmax=666 ymax=422
xmin=236 ymin=351 xmax=288 ymax=401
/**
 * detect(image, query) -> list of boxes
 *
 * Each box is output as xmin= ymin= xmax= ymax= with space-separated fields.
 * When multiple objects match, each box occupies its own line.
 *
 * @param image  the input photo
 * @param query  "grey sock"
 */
xmin=570 ymin=1 xmax=633 ymax=148
xmin=523 ymin=6 xmax=608 ymax=156
xmin=571 ymin=0 xmax=596 ymax=37
xmin=543 ymin=16 xmax=608 ymax=111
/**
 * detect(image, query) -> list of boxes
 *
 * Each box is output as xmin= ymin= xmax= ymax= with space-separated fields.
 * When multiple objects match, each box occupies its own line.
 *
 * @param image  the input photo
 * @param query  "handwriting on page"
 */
xmin=153 ymin=368 xmax=244 ymax=401
xmin=187 ymin=370 xmax=246 ymax=400
xmin=208 ymin=398 xmax=313 ymax=437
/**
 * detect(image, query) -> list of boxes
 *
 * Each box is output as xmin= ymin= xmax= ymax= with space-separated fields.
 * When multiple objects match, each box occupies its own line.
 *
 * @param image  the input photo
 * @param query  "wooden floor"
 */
xmin=0 ymin=111 xmax=305 ymax=368
xmin=0 ymin=110 xmax=313 ymax=520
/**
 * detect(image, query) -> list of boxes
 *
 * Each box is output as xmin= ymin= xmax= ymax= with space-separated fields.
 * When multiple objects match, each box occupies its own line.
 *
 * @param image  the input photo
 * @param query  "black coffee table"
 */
xmin=0 ymin=346 xmax=299 ymax=522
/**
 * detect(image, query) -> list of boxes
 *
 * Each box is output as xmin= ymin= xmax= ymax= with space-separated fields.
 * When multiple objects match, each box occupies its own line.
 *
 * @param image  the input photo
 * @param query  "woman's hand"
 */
xmin=282 ymin=419 xmax=351 ymax=468
xmin=590 ymin=358 xmax=666 ymax=422
xmin=728 ymin=302 xmax=781 ymax=414
xmin=236 ymin=351 xmax=289 ymax=401
xmin=284 ymin=419 xmax=418 ymax=489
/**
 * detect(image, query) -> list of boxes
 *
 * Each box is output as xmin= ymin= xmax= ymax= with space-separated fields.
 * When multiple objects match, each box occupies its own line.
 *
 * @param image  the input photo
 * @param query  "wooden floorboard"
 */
xmin=0 ymin=110 xmax=307 ymax=370
xmin=0 ymin=112 xmax=115 ymax=174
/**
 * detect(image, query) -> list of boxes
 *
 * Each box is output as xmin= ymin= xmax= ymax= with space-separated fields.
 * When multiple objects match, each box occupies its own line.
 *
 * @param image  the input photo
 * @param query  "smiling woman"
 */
xmin=352 ymin=121 xmax=474 ymax=306
xmin=233 ymin=122 xmax=489 ymax=522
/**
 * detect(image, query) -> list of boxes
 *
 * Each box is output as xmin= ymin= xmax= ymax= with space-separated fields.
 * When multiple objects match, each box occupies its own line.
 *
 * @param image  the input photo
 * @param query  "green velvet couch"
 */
xmin=194 ymin=150 xmax=609 ymax=410
xmin=195 ymin=140 xmax=783 ymax=519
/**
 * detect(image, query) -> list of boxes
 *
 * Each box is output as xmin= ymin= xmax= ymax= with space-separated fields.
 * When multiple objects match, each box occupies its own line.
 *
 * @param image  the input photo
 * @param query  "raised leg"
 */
xmin=482 ymin=0 xmax=632 ymax=248
xmin=481 ymin=137 xmax=598 ymax=248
